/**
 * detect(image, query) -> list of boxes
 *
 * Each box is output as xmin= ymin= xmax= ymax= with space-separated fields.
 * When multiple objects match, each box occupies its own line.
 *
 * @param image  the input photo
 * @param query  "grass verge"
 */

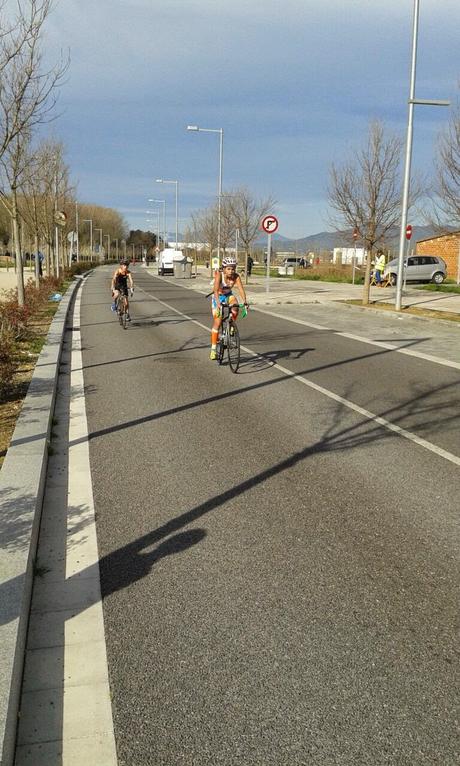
xmin=345 ymin=299 xmax=460 ymax=323
xmin=415 ymin=282 xmax=460 ymax=294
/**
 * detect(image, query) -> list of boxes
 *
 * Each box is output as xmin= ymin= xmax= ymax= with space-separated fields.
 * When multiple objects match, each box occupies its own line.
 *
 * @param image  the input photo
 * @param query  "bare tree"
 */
xmin=0 ymin=0 xmax=68 ymax=304
xmin=229 ymin=187 xmax=275 ymax=279
xmin=434 ymin=106 xmax=460 ymax=226
xmin=328 ymin=121 xmax=407 ymax=305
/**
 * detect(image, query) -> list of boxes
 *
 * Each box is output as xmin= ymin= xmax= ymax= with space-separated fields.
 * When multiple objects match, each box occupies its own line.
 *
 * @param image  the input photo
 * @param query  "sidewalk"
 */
xmin=168 ymin=266 xmax=460 ymax=315
xmin=0 ymin=268 xmax=36 ymax=297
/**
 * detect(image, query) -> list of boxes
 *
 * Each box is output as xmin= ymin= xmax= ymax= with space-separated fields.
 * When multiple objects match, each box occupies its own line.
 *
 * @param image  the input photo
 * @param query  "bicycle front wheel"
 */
xmin=227 ymin=324 xmax=240 ymax=372
xmin=117 ymin=301 xmax=124 ymax=325
xmin=217 ymin=331 xmax=225 ymax=364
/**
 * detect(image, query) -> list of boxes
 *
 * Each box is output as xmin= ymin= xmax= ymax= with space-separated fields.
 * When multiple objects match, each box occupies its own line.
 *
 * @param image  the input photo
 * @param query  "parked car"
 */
xmin=383 ymin=255 xmax=446 ymax=285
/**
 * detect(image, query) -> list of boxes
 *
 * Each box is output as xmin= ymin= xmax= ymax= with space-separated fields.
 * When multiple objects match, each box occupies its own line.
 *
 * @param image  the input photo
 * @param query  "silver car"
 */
xmin=383 ymin=255 xmax=446 ymax=285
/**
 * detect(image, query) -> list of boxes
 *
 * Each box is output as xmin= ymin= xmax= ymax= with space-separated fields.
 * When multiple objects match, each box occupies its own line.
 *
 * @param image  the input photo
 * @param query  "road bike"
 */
xmin=115 ymin=292 xmax=129 ymax=329
xmin=207 ymin=296 xmax=248 ymax=373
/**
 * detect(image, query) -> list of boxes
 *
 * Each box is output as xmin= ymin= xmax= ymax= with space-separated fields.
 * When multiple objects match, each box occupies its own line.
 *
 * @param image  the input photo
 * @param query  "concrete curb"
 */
xmin=0 ymin=276 xmax=83 ymax=766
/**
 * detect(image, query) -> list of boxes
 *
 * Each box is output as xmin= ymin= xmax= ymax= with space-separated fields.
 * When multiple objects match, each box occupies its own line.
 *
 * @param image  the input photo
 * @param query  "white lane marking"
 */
xmin=142 ymin=274 xmax=460 ymax=371
xmin=66 ymin=284 xmax=118 ymax=762
xmin=253 ymin=307 xmax=460 ymax=371
xmin=136 ymin=283 xmax=460 ymax=468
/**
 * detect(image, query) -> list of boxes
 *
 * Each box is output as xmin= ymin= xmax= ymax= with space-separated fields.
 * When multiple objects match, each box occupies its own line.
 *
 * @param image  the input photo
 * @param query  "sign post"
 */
xmin=403 ymin=224 xmax=412 ymax=291
xmin=261 ymin=215 xmax=279 ymax=294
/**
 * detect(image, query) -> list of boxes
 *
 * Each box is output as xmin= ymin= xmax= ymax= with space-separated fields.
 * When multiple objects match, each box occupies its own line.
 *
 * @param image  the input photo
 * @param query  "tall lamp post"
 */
xmin=156 ymin=179 xmax=179 ymax=249
xmin=148 ymin=198 xmax=166 ymax=249
xmin=94 ymin=228 xmax=103 ymax=260
xmin=147 ymin=211 xmax=161 ymax=258
xmin=187 ymin=124 xmax=223 ymax=262
xmin=395 ymin=0 xmax=449 ymax=311
xmin=75 ymin=202 xmax=80 ymax=261
xmin=83 ymin=219 xmax=93 ymax=259
xmin=104 ymin=234 xmax=110 ymax=261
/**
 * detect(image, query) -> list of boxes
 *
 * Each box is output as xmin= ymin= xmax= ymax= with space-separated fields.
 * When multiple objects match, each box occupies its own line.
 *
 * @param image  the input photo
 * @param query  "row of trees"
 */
xmin=328 ymin=109 xmax=460 ymax=303
xmin=0 ymin=1 xmax=128 ymax=305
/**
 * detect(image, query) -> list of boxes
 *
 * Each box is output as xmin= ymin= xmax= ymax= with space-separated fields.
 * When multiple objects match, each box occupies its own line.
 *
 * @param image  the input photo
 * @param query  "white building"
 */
xmin=332 ymin=247 xmax=368 ymax=265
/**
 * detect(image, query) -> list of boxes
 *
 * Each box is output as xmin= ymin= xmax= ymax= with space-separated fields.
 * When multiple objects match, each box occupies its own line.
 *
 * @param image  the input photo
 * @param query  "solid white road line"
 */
xmin=136 ymin=284 xmax=460 ymax=468
xmin=66 ymin=284 xmax=118 ymax=763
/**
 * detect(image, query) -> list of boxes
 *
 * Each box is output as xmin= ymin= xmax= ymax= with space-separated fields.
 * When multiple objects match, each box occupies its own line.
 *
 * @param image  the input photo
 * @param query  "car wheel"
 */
xmin=390 ymin=273 xmax=397 ymax=286
xmin=432 ymin=271 xmax=444 ymax=285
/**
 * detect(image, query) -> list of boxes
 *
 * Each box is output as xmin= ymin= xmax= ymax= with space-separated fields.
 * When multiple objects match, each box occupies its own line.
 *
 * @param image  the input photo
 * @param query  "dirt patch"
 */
xmin=0 ymin=306 xmax=58 ymax=469
xmin=344 ymin=300 xmax=460 ymax=323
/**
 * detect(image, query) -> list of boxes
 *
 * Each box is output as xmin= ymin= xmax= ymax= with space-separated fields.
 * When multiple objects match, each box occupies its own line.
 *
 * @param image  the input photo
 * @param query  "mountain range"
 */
xmin=256 ymin=225 xmax=440 ymax=253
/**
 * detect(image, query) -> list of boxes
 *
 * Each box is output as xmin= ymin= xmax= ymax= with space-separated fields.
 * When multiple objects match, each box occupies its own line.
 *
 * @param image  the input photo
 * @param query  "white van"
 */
xmin=157 ymin=248 xmax=184 ymax=276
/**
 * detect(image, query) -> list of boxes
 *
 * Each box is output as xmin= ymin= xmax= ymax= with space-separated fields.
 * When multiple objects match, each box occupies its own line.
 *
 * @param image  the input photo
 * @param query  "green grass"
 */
xmin=415 ymin=282 xmax=460 ymax=294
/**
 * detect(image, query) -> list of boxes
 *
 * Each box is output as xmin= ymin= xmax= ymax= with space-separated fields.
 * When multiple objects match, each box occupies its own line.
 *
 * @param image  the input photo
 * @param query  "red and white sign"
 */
xmin=261 ymin=215 xmax=279 ymax=234
xmin=405 ymin=224 xmax=413 ymax=240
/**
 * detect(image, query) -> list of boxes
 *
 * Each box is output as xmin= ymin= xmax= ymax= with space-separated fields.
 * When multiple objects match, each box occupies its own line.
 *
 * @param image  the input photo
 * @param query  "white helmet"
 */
xmin=222 ymin=256 xmax=237 ymax=268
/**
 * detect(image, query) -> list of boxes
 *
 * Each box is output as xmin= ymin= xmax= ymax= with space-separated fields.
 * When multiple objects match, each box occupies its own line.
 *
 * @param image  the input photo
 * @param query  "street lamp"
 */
xmin=83 ymin=219 xmax=93 ymax=257
xmin=147 ymin=212 xmax=161 ymax=258
xmin=395 ymin=0 xmax=450 ymax=311
xmin=94 ymin=228 xmax=103 ymax=259
xmin=156 ymin=179 xmax=179 ymax=249
xmin=187 ymin=124 xmax=223 ymax=262
xmin=104 ymin=234 xmax=110 ymax=261
xmin=114 ymin=238 xmax=119 ymax=260
xmin=148 ymin=198 xmax=166 ymax=249
xmin=75 ymin=202 xmax=80 ymax=261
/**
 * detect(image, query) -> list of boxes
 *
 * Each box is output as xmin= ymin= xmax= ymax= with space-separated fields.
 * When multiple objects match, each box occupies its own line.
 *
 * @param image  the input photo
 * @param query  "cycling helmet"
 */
xmin=222 ymin=256 xmax=237 ymax=268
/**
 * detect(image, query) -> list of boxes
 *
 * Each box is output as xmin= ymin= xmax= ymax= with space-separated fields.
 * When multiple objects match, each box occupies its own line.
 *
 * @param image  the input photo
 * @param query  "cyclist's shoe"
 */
xmin=111 ymin=302 xmax=116 ymax=312
xmin=210 ymin=349 xmax=217 ymax=360
xmin=126 ymin=314 xmax=131 ymax=322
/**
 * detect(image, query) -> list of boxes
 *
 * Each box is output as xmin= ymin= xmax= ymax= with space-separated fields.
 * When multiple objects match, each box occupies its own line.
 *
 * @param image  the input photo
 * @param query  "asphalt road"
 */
xmin=80 ymin=266 xmax=460 ymax=766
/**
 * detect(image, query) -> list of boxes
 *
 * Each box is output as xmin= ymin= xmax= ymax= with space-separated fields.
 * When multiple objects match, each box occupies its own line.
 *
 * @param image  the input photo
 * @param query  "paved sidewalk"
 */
xmin=0 ymin=268 xmax=37 ymax=295
xmin=145 ymin=265 xmax=460 ymax=315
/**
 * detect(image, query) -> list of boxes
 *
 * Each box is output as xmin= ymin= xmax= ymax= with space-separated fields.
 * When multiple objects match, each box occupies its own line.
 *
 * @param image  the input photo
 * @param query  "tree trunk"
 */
xmin=12 ymin=190 xmax=25 ymax=306
xmin=362 ymin=248 xmax=372 ymax=305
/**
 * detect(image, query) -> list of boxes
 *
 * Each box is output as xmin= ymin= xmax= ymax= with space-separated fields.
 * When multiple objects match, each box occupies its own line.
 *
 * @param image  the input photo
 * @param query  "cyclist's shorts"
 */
xmin=114 ymin=284 xmax=129 ymax=296
xmin=211 ymin=293 xmax=237 ymax=317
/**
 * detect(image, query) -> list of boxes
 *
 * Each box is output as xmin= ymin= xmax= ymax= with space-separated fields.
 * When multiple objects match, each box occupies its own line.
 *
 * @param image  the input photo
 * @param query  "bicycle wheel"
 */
xmin=227 ymin=323 xmax=240 ymax=372
xmin=117 ymin=299 xmax=124 ymax=325
xmin=217 ymin=330 xmax=225 ymax=364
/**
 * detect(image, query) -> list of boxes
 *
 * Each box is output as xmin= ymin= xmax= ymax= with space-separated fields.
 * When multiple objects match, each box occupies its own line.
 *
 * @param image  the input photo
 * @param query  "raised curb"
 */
xmin=0 ymin=276 xmax=83 ymax=766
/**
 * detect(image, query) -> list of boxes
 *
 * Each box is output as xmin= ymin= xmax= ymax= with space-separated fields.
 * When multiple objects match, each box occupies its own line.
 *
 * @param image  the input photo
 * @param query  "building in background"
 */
xmin=416 ymin=231 xmax=460 ymax=280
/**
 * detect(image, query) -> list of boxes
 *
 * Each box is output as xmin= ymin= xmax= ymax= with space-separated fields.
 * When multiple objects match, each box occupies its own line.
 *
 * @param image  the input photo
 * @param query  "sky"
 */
xmin=34 ymin=0 xmax=460 ymax=239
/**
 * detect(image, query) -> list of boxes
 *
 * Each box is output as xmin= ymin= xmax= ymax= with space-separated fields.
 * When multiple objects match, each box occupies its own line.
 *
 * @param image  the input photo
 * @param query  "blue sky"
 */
xmin=40 ymin=0 xmax=460 ymax=239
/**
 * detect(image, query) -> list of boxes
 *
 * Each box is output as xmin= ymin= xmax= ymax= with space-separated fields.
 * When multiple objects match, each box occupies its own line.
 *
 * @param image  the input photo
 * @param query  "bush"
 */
xmin=0 ymin=329 xmax=19 ymax=398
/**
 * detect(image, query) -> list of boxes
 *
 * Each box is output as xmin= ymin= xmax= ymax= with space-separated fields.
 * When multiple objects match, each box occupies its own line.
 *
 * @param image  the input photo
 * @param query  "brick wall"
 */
xmin=416 ymin=233 xmax=460 ymax=279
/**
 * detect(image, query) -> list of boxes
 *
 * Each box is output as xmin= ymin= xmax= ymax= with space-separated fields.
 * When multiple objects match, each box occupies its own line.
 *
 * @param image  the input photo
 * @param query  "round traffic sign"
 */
xmin=405 ymin=224 xmax=413 ymax=240
xmin=261 ymin=215 xmax=279 ymax=234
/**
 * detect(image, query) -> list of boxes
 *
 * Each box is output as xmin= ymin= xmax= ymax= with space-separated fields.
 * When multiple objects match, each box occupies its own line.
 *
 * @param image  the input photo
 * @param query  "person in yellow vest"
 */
xmin=374 ymin=250 xmax=386 ymax=285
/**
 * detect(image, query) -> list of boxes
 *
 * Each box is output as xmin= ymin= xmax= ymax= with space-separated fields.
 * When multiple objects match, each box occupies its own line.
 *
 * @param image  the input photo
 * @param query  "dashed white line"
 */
xmin=136 ymin=282 xmax=460 ymax=468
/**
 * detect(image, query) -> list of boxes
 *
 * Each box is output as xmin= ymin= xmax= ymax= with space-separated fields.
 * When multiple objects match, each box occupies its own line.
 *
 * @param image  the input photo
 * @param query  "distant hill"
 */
xmin=263 ymin=225 xmax=441 ymax=253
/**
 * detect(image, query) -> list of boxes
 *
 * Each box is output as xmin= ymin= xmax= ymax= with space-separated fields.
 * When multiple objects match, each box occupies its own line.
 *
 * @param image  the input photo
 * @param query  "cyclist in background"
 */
xmin=210 ymin=255 xmax=248 ymax=360
xmin=111 ymin=260 xmax=134 ymax=320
